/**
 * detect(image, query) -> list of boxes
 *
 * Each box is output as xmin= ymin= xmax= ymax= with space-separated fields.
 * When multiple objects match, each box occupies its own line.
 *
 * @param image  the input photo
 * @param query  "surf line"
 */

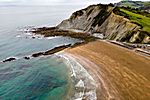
xmin=56 ymin=52 xmax=97 ymax=100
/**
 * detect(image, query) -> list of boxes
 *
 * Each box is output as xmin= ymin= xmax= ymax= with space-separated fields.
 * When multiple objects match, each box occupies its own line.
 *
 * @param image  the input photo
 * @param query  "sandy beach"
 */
xmin=64 ymin=40 xmax=150 ymax=100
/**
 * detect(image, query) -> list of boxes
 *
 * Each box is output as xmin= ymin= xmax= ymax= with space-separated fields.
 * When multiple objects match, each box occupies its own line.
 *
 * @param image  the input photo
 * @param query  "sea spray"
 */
xmin=56 ymin=52 xmax=97 ymax=100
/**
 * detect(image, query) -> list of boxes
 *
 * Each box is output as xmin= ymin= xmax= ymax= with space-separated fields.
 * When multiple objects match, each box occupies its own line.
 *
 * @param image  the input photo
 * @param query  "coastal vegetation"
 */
xmin=119 ymin=8 xmax=150 ymax=32
xmin=57 ymin=3 xmax=150 ymax=44
xmin=33 ymin=3 xmax=150 ymax=46
xmin=113 ymin=7 xmax=150 ymax=32
xmin=30 ymin=1 xmax=150 ymax=100
xmin=1 ymin=1 xmax=150 ymax=100
xmin=115 ymin=0 xmax=150 ymax=13
xmin=113 ymin=6 xmax=150 ymax=43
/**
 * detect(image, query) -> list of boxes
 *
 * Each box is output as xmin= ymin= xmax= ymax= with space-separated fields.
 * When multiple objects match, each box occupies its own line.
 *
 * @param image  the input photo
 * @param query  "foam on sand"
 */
xmin=56 ymin=52 xmax=97 ymax=100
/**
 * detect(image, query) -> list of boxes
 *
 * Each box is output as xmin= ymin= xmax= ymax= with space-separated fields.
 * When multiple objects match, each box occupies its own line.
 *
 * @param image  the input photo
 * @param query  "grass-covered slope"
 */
xmin=116 ymin=0 xmax=150 ymax=12
xmin=120 ymin=9 xmax=150 ymax=32
xmin=116 ymin=1 xmax=144 ymax=8
xmin=57 ymin=3 xmax=149 ymax=44
xmin=113 ymin=7 xmax=150 ymax=43
xmin=114 ymin=7 xmax=150 ymax=33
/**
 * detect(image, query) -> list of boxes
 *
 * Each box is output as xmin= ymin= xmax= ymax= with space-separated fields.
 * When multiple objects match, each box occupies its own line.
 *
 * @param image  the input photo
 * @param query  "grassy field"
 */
xmin=120 ymin=2 xmax=136 ymax=8
xmin=144 ymin=2 xmax=150 ymax=6
xmin=120 ymin=8 xmax=150 ymax=33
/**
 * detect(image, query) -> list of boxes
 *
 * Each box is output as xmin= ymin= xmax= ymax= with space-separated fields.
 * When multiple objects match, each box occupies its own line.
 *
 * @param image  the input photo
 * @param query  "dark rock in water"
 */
xmin=32 ymin=37 xmax=36 ymax=39
xmin=32 ymin=52 xmax=44 ymax=57
xmin=32 ymin=44 xmax=71 ymax=57
xmin=44 ymin=44 xmax=72 ymax=55
xmin=3 ymin=57 xmax=16 ymax=63
xmin=38 ymin=27 xmax=56 ymax=31
xmin=24 ymin=57 xmax=30 ymax=60
xmin=31 ymin=26 xmax=96 ymax=42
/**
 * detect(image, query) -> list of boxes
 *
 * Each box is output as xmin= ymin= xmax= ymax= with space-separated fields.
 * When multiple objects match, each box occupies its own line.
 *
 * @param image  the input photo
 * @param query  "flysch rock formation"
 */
xmin=57 ymin=4 xmax=149 ymax=44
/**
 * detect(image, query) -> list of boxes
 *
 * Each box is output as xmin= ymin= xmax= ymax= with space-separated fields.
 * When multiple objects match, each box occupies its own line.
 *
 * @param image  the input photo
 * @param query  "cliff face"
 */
xmin=57 ymin=4 xmax=149 ymax=44
xmin=58 ymin=4 xmax=113 ymax=32
xmin=93 ymin=12 xmax=140 ymax=41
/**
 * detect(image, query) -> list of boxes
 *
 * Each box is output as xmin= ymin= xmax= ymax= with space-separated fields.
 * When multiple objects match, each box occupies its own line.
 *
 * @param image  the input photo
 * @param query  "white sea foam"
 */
xmin=75 ymin=80 xmax=84 ymax=88
xmin=16 ymin=35 xmax=22 ymax=38
xmin=25 ymin=32 xmax=32 ymax=36
xmin=24 ymin=32 xmax=61 ymax=40
xmin=56 ymin=52 xmax=97 ymax=100
xmin=45 ymin=36 xmax=61 ymax=40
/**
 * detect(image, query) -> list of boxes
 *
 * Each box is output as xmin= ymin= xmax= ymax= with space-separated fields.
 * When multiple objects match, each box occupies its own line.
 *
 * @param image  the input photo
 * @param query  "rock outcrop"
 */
xmin=57 ymin=4 xmax=149 ymax=44
xmin=95 ymin=12 xmax=140 ymax=41
xmin=58 ymin=4 xmax=114 ymax=32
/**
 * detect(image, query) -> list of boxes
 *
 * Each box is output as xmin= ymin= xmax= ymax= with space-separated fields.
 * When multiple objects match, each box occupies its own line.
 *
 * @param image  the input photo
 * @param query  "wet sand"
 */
xmin=65 ymin=40 xmax=150 ymax=100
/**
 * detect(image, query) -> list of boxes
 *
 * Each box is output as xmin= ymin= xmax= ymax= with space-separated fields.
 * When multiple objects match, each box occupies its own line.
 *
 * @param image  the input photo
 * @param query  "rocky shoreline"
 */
xmin=32 ymin=44 xmax=72 ymax=57
xmin=1 ymin=26 xmax=94 ymax=63
xmin=31 ymin=27 xmax=96 ymax=43
xmin=0 ymin=44 xmax=74 ymax=63
xmin=31 ymin=26 xmax=150 ymax=58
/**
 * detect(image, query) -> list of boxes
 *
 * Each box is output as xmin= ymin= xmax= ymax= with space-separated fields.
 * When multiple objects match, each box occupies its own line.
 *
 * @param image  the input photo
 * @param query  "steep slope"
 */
xmin=113 ymin=7 xmax=150 ymax=43
xmin=58 ymin=4 xmax=149 ymax=43
xmin=58 ymin=4 xmax=113 ymax=32
xmin=57 ymin=4 xmax=150 ymax=44
xmin=96 ymin=12 xmax=139 ymax=41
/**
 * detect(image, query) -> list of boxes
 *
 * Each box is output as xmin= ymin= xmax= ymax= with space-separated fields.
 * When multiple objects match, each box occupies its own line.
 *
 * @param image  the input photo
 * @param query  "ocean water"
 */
xmin=0 ymin=5 xmax=85 ymax=100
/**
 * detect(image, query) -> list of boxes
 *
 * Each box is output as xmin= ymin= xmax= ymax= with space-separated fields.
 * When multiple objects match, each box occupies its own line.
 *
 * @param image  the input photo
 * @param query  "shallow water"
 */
xmin=0 ymin=56 xmax=72 ymax=99
xmin=0 ymin=5 xmax=84 ymax=100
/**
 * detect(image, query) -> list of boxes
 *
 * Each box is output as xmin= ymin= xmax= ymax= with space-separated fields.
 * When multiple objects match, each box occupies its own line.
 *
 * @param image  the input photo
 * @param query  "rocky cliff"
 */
xmin=57 ymin=4 xmax=150 ymax=44
xmin=57 ymin=4 xmax=114 ymax=32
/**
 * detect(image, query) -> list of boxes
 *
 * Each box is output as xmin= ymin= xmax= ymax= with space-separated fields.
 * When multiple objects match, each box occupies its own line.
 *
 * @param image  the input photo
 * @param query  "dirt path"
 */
xmin=65 ymin=40 xmax=150 ymax=100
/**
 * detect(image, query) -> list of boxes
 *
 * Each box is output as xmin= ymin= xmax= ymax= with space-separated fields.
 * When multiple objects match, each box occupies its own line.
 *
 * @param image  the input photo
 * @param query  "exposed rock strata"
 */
xmin=57 ymin=4 xmax=150 ymax=44
xmin=32 ymin=27 xmax=96 ymax=42
xmin=32 ymin=44 xmax=71 ymax=57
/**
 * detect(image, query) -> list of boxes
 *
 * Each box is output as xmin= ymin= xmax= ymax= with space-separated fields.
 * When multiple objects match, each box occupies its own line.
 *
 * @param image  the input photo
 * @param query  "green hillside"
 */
xmin=120 ymin=9 xmax=150 ymax=33
xmin=113 ymin=6 xmax=150 ymax=43
xmin=114 ymin=7 xmax=150 ymax=33
xmin=115 ymin=0 xmax=150 ymax=13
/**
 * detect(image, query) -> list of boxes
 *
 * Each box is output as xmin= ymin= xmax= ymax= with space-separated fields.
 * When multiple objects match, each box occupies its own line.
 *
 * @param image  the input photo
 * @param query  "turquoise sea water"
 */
xmin=0 ymin=5 xmax=84 ymax=100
